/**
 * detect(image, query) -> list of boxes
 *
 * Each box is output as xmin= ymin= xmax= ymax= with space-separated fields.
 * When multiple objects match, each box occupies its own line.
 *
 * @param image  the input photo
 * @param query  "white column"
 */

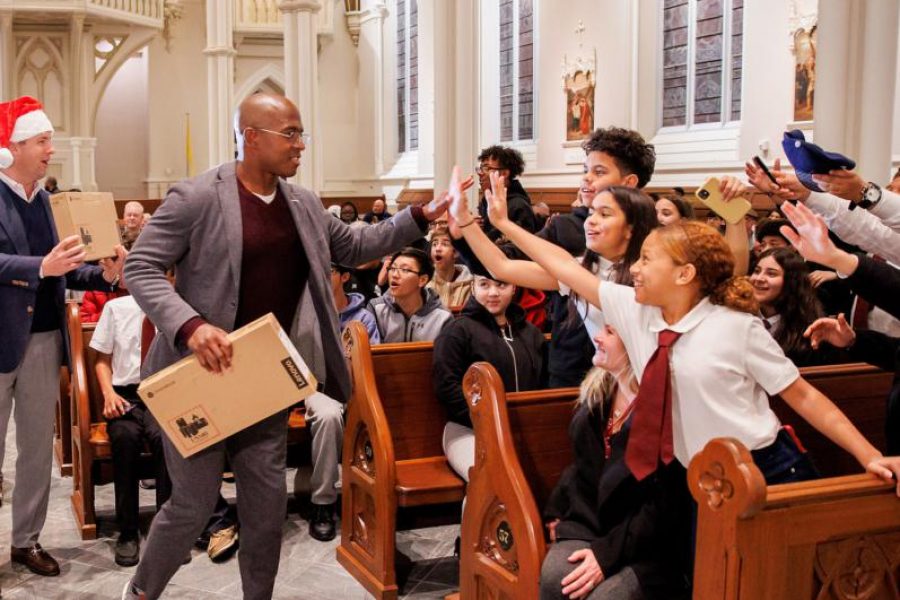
xmin=432 ymin=0 xmax=454 ymax=192
xmin=280 ymin=0 xmax=322 ymax=190
xmin=204 ymin=0 xmax=236 ymax=169
xmin=69 ymin=138 xmax=83 ymax=189
xmin=0 ymin=11 xmax=13 ymax=100
xmin=813 ymin=0 xmax=856 ymax=153
xmin=855 ymin=1 xmax=898 ymax=182
xmin=430 ymin=0 xmax=477 ymax=194
xmin=358 ymin=1 xmax=388 ymax=175
xmin=814 ymin=0 xmax=899 ymax=181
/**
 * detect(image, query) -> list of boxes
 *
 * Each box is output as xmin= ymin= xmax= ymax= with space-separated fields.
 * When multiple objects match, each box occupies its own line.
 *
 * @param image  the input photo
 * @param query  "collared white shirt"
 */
xmin=598 ymin=281 xmax=799 ymax=465
xmin=806 ymin=191 xmax=900 ymax=264
xmin=0 ymin=171 xmax=41 ymax=203
xmin=557 ymin=255 xmax=615 ymax=344
xmin=88 ymin=295 xmax=144 ymax=386
xmin=760 ymin=313 xmax=781 ymax=332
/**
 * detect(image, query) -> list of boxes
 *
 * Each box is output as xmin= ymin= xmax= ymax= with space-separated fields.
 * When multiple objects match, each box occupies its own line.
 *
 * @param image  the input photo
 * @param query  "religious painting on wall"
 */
xmin=793 ymin=25 xmax=817 ymax=122
xmin=565 ymin=70 xmax=595 ymax=141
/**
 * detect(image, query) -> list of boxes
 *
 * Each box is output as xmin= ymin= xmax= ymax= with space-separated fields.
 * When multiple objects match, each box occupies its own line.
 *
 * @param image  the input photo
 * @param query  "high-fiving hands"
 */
xmin=484 ymin=170 xmax=510 ymax=228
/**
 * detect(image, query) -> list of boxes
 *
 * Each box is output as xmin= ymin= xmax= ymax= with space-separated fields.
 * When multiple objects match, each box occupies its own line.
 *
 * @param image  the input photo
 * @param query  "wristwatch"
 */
xmin=854 ymin=182 xmax=882 ymax=210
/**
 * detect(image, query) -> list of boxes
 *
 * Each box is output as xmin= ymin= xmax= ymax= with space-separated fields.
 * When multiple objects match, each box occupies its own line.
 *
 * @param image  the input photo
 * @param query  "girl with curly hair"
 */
xmin=449 ymin=167 xmax=900 ymax=493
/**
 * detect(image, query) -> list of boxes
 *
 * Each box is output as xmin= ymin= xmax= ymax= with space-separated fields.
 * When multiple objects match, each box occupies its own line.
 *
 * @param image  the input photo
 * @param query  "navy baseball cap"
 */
xmin=782 ymin=130 xmax=856 ymax=192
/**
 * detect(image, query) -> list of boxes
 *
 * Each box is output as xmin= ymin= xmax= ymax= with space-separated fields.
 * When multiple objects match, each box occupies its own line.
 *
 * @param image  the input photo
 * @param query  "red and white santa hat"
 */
xmin=0 ymin=96 xmax=54 ymax=169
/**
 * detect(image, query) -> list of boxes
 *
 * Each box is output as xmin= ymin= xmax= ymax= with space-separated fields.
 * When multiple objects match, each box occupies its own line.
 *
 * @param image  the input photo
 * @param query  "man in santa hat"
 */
xmin=0 ymin=96 xmax=125 ymax=576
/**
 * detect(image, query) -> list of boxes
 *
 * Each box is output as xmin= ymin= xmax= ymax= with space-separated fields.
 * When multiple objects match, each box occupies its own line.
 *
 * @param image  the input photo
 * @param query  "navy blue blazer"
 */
xmin=0 ymin=182 xmax=112 ymax=373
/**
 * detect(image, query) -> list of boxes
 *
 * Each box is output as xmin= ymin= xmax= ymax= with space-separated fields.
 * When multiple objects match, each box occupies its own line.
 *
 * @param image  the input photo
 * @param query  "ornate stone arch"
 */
xmin=234 ymin=63 xmax=286 ymax=110
xmin=89 ymin=29 xmax=158 ymax=137
xmin=15 ymin=35 xmax=67 ymax=131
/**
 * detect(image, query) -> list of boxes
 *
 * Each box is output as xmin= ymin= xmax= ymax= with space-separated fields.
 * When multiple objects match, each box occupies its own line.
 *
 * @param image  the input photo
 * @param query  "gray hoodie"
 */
xmin=367 ymin=288 xmax=453 ymax=343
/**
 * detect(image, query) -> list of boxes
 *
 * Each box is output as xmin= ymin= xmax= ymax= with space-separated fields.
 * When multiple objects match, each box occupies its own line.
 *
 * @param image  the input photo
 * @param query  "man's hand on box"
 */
xmin=187 ymin=324 xmax=233 ymax=374
xmin=100 ymin=244 xmax=127 ymax=284
xmin=41 ymin=235 xmax=85 ymax=277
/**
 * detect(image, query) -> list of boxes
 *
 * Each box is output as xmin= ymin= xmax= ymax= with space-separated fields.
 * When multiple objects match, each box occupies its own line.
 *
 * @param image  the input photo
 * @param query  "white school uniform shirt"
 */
xmin=557 ymin=255 xmax=615 ymax=345
xmin=88 ymin=295 xmax=144 ymax=387
xmin=598 ymin=280 xmax=800 ymax=465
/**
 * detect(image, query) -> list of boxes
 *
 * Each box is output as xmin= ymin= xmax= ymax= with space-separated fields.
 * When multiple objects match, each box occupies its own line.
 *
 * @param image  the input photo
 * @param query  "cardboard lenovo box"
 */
xmin=138 ymin=314 xmax=317 ymax=457
xmin=49 ymin=192 xmax=122 ymax=261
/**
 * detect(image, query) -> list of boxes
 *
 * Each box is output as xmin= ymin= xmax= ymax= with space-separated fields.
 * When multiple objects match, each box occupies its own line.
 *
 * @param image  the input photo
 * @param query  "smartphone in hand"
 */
xmin=753 ymin=156 xmax=779 ymax=186
xmin=695 ymin=177 xmax=753 ymax=224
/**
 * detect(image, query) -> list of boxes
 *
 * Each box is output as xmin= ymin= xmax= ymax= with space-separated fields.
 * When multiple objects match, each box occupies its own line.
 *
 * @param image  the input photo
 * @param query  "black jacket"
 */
xmin=478 ymin=179 xmax=536 ymax=242
xmin=452 ymin=206 xmax=593 ymax=387
xmin=847 ymin=254 xmax=900 ymax=320
xmin=433 ymin=297 xmax=545 ymax=427
xmin=544 ymin=405 xmax=693 ymax=600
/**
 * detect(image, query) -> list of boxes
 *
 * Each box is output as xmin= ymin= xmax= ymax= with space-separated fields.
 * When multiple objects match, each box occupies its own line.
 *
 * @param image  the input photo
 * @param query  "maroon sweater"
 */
xmin=234 ymin=179 xmax=308 ymax=329
xmin=178 ymin=179 xmax=308 ymax=343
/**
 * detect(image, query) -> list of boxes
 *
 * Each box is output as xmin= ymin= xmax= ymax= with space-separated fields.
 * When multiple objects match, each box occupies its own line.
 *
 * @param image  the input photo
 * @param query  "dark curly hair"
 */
xmin=753 ymin=248 xmax=823 ymax=357
xmin=478 ymin=145 xmax=526 ymax=179
xmin=582 ymin=127 xmax=656 ymax=188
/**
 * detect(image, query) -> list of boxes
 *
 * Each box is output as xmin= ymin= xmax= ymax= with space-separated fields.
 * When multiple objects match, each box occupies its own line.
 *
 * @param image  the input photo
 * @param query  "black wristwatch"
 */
xmin=852 ymin=182 xmax=882 ymax=210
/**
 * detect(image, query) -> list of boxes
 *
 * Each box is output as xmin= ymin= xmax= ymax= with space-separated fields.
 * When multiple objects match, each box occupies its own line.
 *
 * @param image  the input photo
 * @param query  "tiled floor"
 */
xmin=0 ymin=423 xmax=459 ymax=599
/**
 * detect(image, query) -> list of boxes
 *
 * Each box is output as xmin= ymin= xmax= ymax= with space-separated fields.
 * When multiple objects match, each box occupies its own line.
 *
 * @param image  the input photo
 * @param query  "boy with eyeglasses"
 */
xmin=366 ymin=247 xmax=453 ymax=343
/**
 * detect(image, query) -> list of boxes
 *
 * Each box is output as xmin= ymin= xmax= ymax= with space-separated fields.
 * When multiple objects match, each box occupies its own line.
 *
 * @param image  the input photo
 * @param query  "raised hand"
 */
xmin=484 ymin=171 xmax=510 ymax=228
xmin=719 ymin=175 xmax=748 ymax=202
xmin=447 ymin=165 xmax=474 ymax=224
xmin=422 ymin=191 xmax=451 ymax=222
xmin=803 ymin=313 xmax=855 ymax=350
xmin=745 ymin=159 xmax=780 ymax=195
xmin=779 ymin=202 xmax=840 ymax=265
xmin=811 ymin=169 xmax=866 ymax=204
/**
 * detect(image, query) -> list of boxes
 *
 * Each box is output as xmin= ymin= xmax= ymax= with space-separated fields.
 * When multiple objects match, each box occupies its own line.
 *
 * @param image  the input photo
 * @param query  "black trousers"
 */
xmin=107 ymin=385 xmax=171 ymax=534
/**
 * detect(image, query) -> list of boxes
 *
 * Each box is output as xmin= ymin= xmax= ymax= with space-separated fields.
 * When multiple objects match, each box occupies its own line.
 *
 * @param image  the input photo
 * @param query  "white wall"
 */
xmin=95 ymin=49 xmax=149 ymax=198
xmin=146 ymin=0 xmax=209 ymax=197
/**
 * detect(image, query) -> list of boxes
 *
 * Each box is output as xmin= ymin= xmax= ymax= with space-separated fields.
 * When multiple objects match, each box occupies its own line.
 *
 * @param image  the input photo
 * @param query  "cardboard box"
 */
xmin=138 ymin=314 xmax=317 ymax=457
xmin=48 ymin=192 xmax=122 ymax=261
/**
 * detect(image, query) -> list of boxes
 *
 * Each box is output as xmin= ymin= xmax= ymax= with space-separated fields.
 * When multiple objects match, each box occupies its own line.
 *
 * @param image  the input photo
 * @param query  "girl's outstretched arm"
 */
xmin=447 ymin=167 xmax=561 ymax=291
xmin=477 ymin=169 xmax=603 ymax=307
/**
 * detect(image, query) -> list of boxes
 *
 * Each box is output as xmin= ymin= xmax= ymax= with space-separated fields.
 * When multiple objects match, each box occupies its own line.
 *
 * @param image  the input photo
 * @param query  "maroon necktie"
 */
xmin=625 ymin=329 xmax=682 ymax=481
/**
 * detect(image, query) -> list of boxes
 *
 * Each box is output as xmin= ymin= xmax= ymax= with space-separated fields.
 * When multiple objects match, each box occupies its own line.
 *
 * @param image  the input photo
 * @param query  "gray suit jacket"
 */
xmin=124 ymin=161 xmax=424 ymax=401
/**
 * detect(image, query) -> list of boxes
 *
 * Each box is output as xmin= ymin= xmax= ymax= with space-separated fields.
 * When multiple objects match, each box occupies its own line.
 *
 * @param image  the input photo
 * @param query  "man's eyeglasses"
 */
xmin=387 ymin=266 xmax=421 ymax=277
xmin=245 ymin=127 xmax=312 ymax=145
xmin=475 ymin=164 xmax=504 ymax=175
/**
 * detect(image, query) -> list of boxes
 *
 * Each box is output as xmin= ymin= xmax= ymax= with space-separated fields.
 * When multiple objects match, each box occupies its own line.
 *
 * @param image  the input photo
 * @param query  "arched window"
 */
xmin=662 ymin=0 xmax=743 ymax=128
xmin=499 ymin=0 xmax=534 ymax=142
xmin=396 ymin=0 xmax=418 ymax=153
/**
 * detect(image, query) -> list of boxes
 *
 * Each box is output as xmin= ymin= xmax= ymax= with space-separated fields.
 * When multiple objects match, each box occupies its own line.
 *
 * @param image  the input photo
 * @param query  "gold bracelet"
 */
xmin=458 ymin=217 xmax=477 ymax=229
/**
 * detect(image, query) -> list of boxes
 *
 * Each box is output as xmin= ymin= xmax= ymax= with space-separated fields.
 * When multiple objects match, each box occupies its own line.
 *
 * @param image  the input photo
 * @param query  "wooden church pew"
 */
xmin=456 ymin=361 xmax=895 ymax=599
xmin=337 ymin=322 xmax=465 ymax=600
xmin=688 ymin=438 xmax=900 ymax=600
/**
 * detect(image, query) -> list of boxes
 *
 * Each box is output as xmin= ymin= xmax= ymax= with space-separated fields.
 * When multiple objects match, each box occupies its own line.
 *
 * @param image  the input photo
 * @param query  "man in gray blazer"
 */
xmin=122 ymin=94 xmax=447 ymax=600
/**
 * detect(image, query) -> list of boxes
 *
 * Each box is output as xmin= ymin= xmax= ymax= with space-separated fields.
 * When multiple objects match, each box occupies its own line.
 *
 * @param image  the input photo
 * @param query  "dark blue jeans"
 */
xmin=751 ymin=428 xmax=820 ymax=485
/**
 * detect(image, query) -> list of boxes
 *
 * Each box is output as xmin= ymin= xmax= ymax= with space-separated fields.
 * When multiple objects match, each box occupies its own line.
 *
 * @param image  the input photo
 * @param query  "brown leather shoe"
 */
xmin=11 ymin=544 xmax=60 ymax=576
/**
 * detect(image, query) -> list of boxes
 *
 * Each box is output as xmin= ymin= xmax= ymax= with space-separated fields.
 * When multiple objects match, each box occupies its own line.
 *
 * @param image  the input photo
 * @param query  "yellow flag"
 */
xmin=185 ymin=113 xmax=194 ymax=177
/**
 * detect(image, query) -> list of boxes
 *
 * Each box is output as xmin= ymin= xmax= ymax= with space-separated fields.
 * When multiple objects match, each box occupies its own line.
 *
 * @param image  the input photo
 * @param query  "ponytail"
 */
xmin=710 ymin=275 xmax=758 ymax=315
